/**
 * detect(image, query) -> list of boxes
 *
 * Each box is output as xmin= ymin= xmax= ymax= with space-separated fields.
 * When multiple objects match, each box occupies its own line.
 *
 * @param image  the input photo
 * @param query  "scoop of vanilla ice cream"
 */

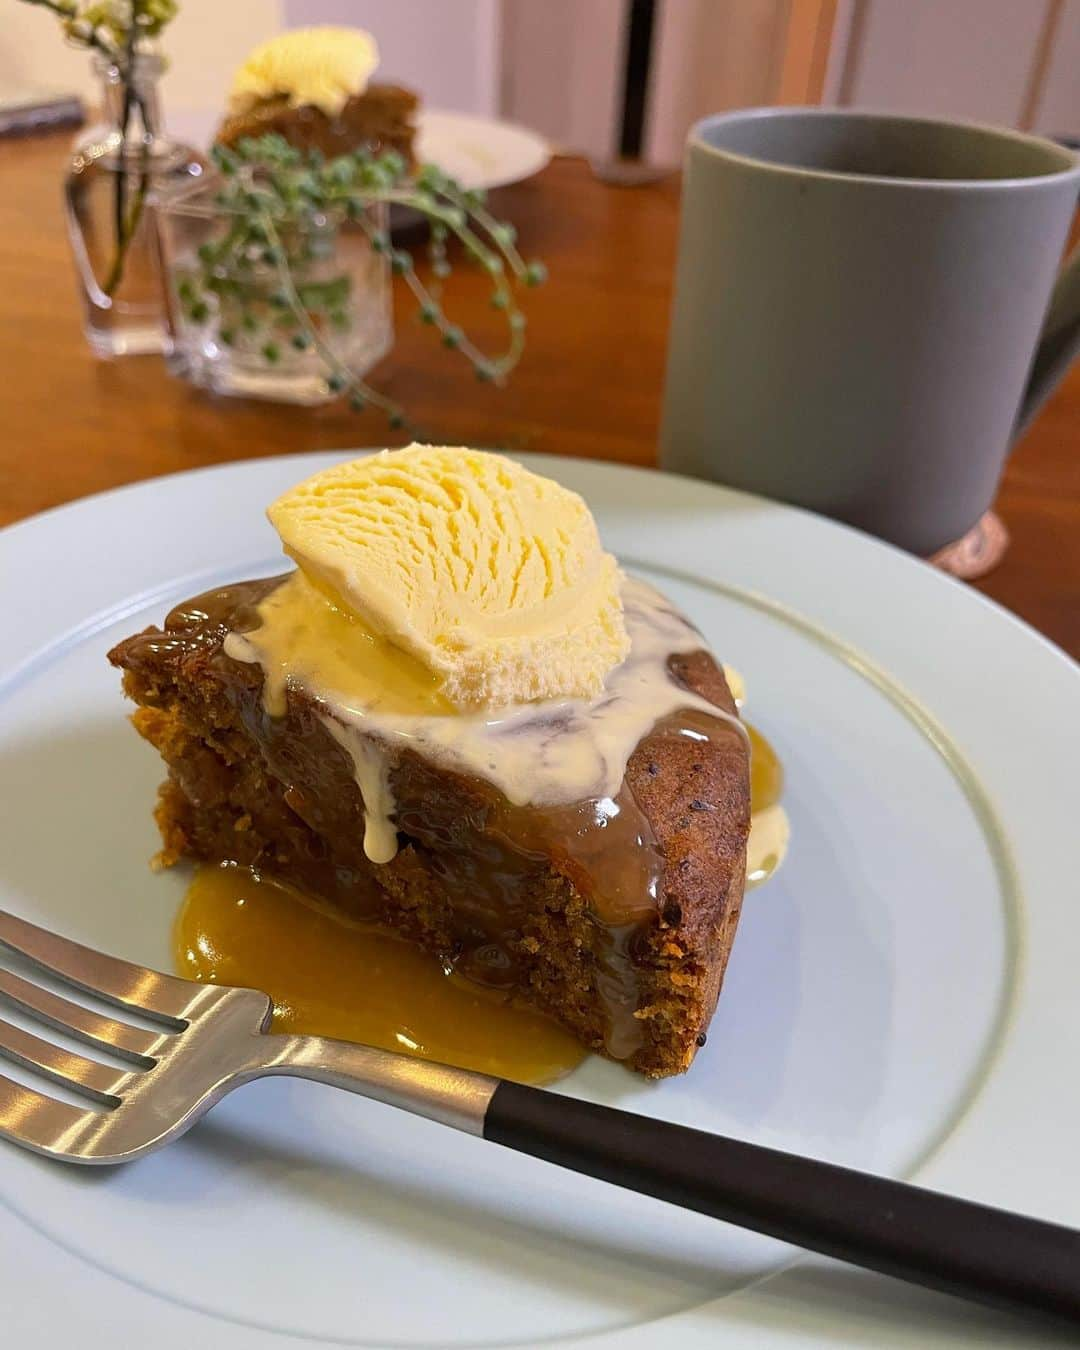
xmin=268 ymin=446 xmax=631 ymax=709
xmin=227 ymin=27 xmax=379 ymax=119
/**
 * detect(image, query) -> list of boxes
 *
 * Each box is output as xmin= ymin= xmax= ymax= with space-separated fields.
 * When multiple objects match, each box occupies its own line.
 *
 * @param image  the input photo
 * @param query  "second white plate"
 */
xmin=416 ymin=109 xmax=551 ymax=191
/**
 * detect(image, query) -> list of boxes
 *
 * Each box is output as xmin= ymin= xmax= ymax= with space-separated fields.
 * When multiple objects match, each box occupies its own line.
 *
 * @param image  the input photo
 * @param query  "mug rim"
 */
xmin=689 ymin=106 xmax=1080 ymax=191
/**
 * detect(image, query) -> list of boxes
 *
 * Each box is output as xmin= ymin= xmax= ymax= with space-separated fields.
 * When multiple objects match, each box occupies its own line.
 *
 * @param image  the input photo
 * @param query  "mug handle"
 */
xmin=1015 ymin=240 xmax=1080 ymax=437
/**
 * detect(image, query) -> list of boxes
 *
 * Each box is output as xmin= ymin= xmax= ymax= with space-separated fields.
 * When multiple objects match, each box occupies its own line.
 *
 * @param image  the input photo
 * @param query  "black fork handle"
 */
xmin=485 ymin=1081 xmax=1080 ymax=1327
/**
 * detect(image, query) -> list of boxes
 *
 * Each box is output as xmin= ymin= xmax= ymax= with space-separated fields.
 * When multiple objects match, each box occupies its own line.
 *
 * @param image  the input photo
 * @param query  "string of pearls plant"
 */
xmin=177 ymin=134 xmax=547 ymax=428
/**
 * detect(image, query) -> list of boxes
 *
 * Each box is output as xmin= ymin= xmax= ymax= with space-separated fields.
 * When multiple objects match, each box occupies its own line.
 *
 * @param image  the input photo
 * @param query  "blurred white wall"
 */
xmin=2 ymin=0 xmax=104 ymax=101
xmin=643 ymin=0 xmax=1080 ymax=167
xmin=647 ymin=0 xmax=786 ymax=165
xmin=825 ymin=0 xmax=1080 ymax=135
xmin=500 ymin=0 xmax=624 ymax=159
xmin=166 ymin=0 xmax=285 ymax=140
xmin=1035 ymin=0 xmax=1080 ymax=137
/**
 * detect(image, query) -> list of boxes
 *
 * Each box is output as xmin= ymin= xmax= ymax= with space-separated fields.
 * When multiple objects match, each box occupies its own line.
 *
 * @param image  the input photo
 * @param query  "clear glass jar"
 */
xmin=64 ymin=52 xmax=205 ymax=358
xmin=158 ymin=178 xmax=393 ymax=404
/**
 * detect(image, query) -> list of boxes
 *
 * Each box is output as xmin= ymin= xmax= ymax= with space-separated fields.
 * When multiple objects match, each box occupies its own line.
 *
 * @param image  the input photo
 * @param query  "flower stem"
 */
xmin=103 ymin=89 xmax=152 ymax=296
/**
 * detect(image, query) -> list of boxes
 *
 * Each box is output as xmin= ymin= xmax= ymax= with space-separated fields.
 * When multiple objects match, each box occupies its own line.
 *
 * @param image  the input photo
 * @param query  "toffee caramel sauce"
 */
xmin=176 ymin=862 xmax=586 ymax=1084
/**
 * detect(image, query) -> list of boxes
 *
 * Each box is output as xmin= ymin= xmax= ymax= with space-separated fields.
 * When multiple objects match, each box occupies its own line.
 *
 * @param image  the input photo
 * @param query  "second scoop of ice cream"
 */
xmin=227 ymin=27 xmax=380 ymax=119
xmin=267 ymin=445 xmax=631 ymax=709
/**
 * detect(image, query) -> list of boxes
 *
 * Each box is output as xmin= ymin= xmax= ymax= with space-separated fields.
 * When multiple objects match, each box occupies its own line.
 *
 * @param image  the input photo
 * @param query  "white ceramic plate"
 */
xmin=1 ymin=453 xmax=1077 ymax=1350
xmin=416 ymin=109 xmax=551 ymax=191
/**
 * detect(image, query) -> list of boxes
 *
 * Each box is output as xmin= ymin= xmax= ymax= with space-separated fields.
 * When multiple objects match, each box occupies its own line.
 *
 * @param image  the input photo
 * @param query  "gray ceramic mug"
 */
xmin=660 ymin=109 xmax=1080 ymax=554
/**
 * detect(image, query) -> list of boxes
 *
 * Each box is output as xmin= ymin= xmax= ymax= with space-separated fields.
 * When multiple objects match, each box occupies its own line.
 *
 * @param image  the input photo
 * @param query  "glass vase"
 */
xmin=158 ymin=178 xmax=393 ymax=404
xmin=64 ymin=52 xmax=205 ymax=358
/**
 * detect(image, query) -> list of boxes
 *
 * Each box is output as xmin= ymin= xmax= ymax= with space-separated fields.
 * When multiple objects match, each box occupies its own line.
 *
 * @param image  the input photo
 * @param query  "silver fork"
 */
xmin=2 ymin=905 xmax=1079 ymax=1328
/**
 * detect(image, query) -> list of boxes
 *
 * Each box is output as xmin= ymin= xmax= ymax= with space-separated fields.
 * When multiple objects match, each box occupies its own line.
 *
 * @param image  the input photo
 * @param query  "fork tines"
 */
xmin=0 ymin=908 xmax=198 ymax=1158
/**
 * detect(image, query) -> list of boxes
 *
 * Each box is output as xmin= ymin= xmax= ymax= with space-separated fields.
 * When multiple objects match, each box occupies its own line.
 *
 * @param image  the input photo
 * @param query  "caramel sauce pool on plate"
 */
xmin=748 ymin=723 xmax=782 ymax=817
xmin=174 ymin=865 xmax=587 ymax=1085
xmin=173 ymin=724 xmax=784 ymax=1085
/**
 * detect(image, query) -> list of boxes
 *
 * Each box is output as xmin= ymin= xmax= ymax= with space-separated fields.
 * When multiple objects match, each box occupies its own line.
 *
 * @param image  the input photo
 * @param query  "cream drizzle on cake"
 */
xmin=746 ymin=804 xmax=790 ymax=889
xmin=224 ymin=574 xmax=755 ymax=865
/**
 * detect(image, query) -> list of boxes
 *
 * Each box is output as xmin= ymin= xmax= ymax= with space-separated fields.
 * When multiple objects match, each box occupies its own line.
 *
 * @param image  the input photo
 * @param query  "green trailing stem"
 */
xmin=175 ymin=135 xmax=546 ymax=429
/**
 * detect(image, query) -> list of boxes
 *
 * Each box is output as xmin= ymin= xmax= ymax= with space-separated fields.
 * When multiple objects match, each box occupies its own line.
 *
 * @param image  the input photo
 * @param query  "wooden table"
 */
xmin=1 ymin=131 xmax=1077 ymax=658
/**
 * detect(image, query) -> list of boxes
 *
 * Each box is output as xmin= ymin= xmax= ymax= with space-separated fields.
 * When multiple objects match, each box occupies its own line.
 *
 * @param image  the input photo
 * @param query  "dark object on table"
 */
xmin=0 ymin=87 xmax=83 ymax=138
